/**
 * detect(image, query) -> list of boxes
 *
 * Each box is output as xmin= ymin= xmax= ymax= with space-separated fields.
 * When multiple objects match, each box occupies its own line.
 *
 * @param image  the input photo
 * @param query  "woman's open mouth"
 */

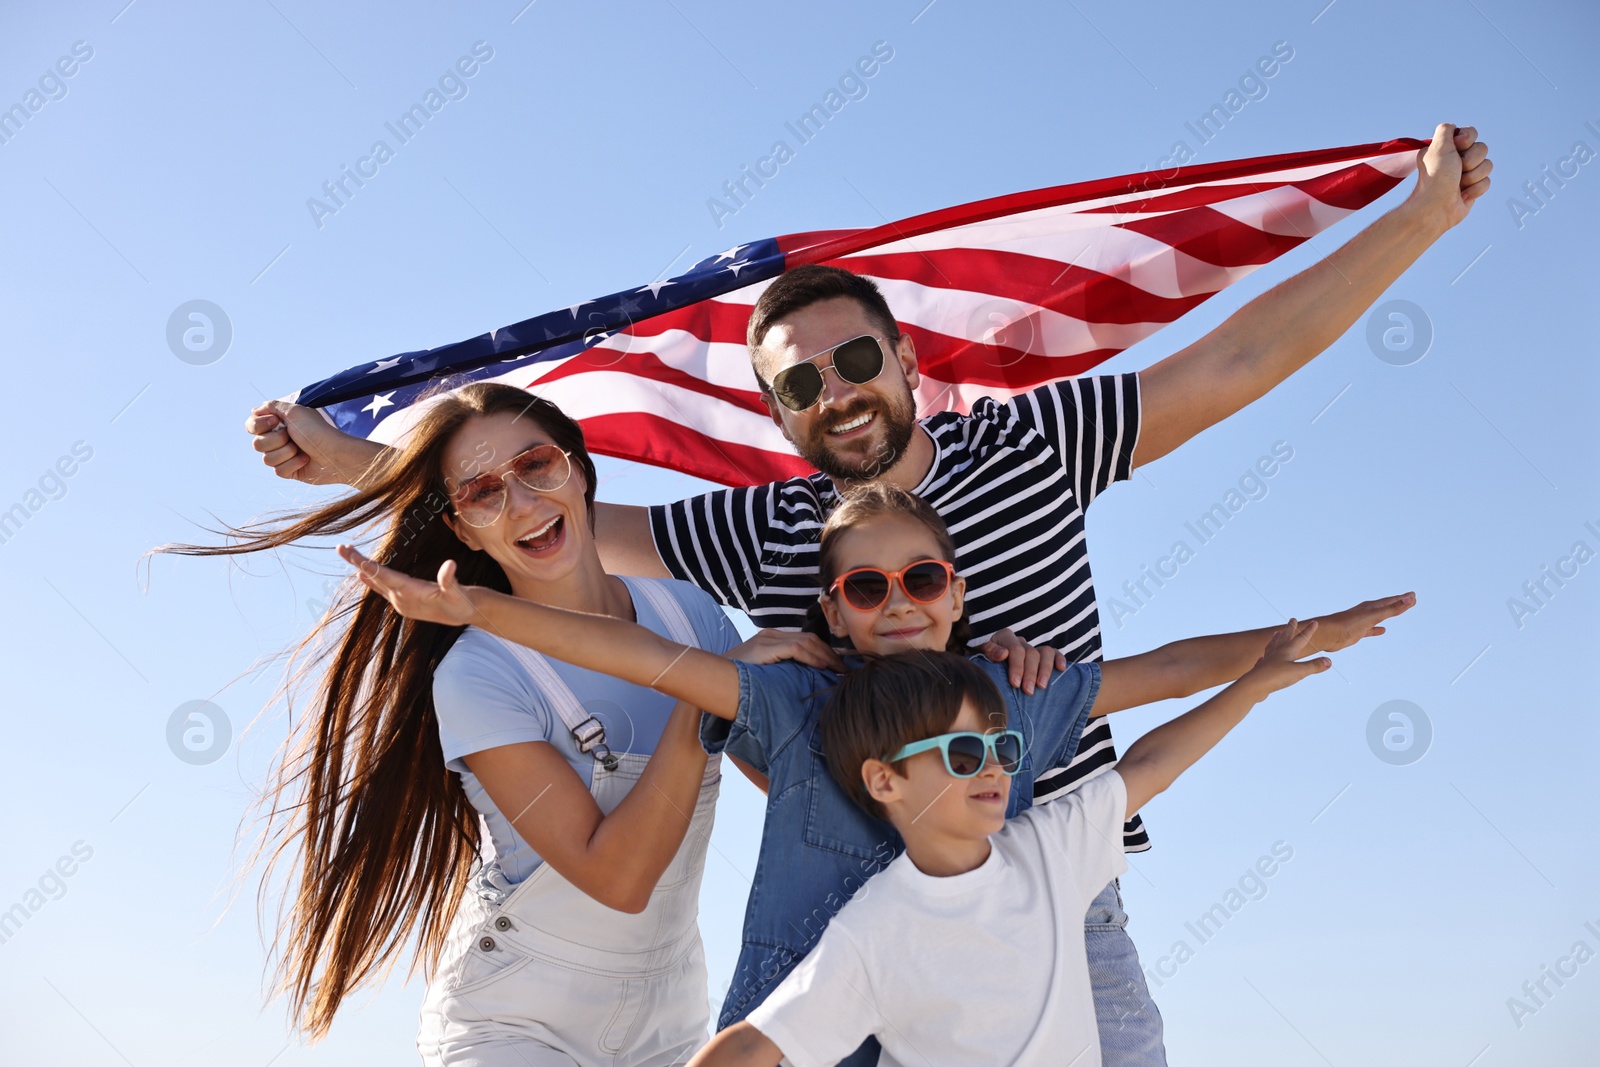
xmin=514 ymin=515 xmax=565 ymax=557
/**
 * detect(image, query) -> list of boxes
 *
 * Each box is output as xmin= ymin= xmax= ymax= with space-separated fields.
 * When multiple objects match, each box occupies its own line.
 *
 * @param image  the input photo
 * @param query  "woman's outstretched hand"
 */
xmin=338 ymin=544 xmax=480 ymax=627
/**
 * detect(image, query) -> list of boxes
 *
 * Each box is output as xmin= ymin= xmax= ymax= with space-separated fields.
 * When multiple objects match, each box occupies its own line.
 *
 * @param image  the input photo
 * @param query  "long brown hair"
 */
xmin=801 ymin=482 xmax=973 ymax=653
xmin=165 ymin=382 xmax=597 ymax=1038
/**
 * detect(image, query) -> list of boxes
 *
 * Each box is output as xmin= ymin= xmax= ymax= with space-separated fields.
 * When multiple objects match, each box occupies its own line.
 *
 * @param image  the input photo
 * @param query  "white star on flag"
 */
xmin=367 ymin=357 xmax=403 ymax=374
xmin=714 ymin=244 xmax=747 ymax=262
xmin=361 ymin=391 xmax=397 ymax=417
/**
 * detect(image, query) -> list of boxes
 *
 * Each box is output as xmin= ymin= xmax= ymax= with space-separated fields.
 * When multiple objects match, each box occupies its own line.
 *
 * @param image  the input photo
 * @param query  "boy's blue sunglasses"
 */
xmin=884 ymin=730 xmax=1024 ymax=778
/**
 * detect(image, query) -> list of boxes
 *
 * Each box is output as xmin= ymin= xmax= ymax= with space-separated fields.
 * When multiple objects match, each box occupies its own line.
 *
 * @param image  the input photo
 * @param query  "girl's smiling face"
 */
xmin=817 ymin=512 xmax=967 ymax=655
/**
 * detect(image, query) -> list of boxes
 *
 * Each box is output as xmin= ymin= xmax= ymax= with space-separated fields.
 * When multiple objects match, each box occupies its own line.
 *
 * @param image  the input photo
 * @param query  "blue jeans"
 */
xmin=1087 ymin=878 xmax=1167 ymax=1067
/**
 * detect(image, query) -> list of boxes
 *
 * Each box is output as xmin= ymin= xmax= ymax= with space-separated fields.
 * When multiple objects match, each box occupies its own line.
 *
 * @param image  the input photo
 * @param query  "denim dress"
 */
xmin=701 ymin=656 xmax=1101 ymax=1062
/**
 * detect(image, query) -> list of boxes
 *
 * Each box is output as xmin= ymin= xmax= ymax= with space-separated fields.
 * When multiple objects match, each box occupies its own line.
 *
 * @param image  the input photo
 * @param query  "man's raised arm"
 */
xmin=593 ymin=502 xmax=671 ymax=578
xmin=245 ymin=399 xmax=672 ymax=577
xmin=1131 ymin=122 xmax=1492 ymax=468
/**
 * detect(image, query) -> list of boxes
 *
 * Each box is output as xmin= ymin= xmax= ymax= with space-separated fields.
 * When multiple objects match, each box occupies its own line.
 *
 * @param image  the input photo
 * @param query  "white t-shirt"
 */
xmin=745 ymin=771 xmax=1129 ymax=1067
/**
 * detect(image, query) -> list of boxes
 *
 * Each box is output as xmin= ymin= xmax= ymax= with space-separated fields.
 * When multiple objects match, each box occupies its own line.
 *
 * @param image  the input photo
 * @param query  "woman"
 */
xmin=175 ymin=382 xmax=830 ymax=1065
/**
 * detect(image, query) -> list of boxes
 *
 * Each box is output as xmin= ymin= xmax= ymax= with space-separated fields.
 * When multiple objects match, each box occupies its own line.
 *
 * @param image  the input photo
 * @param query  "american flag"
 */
xmin=292 ymin=137 xmax=1426 ymax=486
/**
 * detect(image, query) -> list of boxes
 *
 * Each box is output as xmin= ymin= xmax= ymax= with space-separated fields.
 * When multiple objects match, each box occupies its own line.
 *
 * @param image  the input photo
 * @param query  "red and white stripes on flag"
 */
xmin=342 ymin=137 xmax=1425 ymax=486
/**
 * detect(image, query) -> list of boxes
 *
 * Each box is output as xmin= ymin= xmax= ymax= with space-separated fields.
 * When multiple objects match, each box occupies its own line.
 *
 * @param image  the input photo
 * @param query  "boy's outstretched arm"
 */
xmin=337 ymin=545 xmax=842 ymax=719
xmin=1095 ymin=591 xmax=1414 ymax=715
xmin=1117 ymin=618 xmax=1329 ymax=817
xmin=686 ymin=1022 xmax=784 ymax=1067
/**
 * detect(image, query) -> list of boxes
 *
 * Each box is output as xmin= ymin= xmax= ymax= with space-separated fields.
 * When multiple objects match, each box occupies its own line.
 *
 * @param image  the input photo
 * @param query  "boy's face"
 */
xmin=874 ymin=698 xmax=1012 ymax=840
xmin=818 ymin=514 xmax=966 ymax=655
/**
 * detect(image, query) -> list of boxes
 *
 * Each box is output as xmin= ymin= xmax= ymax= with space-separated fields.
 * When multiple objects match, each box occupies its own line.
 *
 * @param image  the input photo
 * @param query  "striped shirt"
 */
xmin=649 ymin=372 xmax=1149 ymax=851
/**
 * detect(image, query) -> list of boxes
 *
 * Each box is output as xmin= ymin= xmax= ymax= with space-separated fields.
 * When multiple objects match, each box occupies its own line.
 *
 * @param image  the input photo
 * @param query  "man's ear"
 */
xmin=749 ymin=351 xmax=795 ymax=442
xmin=894 ymin=333 xmax=919 ymax=391
xmin=818 ymin=593 xmax=848 ymax=637
xmin=760 ymin=390 xmax=794 ymax=443
xmin=862 ymin=758 xmax=903 ymax=809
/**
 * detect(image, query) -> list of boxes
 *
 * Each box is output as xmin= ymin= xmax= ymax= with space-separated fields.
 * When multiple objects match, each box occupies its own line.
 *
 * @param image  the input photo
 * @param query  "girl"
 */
xmin=171 ymin=382 xmax=809 ymax=1066
xmin=343 ymin=481 xmax=1414 ymax=1061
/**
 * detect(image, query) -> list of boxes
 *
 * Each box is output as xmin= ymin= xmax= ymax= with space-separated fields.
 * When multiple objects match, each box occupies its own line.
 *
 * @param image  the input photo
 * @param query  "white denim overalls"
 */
xmin=418 ymin=578 xmax=720 ymax=1067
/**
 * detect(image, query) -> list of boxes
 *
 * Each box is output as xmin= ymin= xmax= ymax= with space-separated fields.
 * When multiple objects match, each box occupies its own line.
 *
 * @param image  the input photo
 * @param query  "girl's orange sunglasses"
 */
xmin=827 ymin=559 xmax=956 ymax=612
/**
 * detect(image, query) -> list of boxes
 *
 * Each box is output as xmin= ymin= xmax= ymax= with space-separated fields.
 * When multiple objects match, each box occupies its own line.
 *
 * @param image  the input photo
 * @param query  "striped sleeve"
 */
xmin=1009 ymin=373 xmax=1141 ymax=507
xmin=648 ymin=483 xmax=772 ymax=613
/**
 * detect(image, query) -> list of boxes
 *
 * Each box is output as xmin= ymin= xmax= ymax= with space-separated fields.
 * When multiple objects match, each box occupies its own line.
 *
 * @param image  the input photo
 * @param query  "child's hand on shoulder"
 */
xmin=727 ymin=629 xmax=847 ymax=672
xmin=980 ymin=628 xmax=1067 ymax=694
xmin=1240 ymin=618 xmax=1331 ymax=698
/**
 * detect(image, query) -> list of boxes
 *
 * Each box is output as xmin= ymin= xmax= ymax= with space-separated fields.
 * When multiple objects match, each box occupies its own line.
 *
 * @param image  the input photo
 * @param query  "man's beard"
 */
xmin=794 ymin=392 xmax=918 ymax=483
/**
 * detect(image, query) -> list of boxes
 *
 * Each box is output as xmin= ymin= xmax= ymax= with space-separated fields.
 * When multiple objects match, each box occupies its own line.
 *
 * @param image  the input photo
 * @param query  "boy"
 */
xmin=689 ymin=617 xmax=1333 ymax=1066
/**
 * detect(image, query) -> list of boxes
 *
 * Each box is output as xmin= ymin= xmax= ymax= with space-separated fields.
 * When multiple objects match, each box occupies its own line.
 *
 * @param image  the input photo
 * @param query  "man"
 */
xmin=247 ymin=124 xmax=1490 ymax=1065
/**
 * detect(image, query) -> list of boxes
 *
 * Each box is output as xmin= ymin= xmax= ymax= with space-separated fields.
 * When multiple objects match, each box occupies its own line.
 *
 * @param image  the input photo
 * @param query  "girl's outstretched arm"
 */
xmin=1095 ymin=592 xmax=1415 ymax=715
xmin=339 ymin=545 xmax=842 ymax=719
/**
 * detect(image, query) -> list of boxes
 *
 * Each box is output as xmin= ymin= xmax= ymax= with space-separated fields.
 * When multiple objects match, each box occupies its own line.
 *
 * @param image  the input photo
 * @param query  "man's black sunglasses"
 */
xmin=765 ymin=334 xmax=890 ymax=412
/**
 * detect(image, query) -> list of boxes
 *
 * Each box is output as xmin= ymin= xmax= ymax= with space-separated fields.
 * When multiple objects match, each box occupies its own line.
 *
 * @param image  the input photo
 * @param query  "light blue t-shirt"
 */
xmin=432 ymin=576 xmax=741 ymax=883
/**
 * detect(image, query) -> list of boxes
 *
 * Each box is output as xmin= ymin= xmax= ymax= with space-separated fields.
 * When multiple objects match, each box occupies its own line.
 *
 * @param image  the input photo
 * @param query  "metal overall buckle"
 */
xmin=571 ymin=716 xmax=619 ymax=771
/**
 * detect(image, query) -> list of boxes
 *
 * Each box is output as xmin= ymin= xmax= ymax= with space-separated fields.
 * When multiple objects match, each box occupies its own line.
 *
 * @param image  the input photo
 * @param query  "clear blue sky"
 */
xmin=1 ymin=1 xmax=1595 ymax=1063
